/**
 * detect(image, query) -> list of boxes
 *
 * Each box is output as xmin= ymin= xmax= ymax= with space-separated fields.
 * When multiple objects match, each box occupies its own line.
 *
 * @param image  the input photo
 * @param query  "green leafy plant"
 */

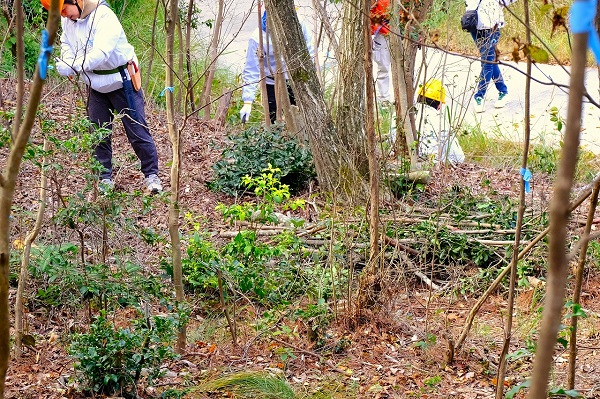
xmin=529 ymin=144 xmax=559 ymax=175
xmin=506 ymin=379 xmax=582 ymax=399
xmin=178 ymin=172 xmax=312 ymax=305
xmin=29 ymin=243 xmax=165 ymax=310
xmin=413 ymin=333 xmax=437 ymax=350
xmin=423 ymin=375 xmax=442 ymax=387
xmin=208 ymin=124 xmax=315 ymax=195
xmin=293 ymin=298 xmax=332 ymax=345
xmin=69 ymin=313 xmax=178 ymax=397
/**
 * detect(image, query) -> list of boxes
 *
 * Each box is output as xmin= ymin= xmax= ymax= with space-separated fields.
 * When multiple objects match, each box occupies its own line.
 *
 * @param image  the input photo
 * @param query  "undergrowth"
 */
xmin=208 ymin=124 xmax=315 ymax=196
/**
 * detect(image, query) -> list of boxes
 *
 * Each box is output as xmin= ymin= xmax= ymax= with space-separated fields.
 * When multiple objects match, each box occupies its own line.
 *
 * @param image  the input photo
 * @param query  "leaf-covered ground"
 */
xmin=4 ymin=78 xmax=600 ymax=399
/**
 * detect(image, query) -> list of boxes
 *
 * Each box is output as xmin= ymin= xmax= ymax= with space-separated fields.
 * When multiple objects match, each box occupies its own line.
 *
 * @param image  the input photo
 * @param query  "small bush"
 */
xmin=29 ymin=243 xmax=164 ymax=310
xmin=208 ymin=124 xmax=315 ymax=196
xmin=69 ymin=314 xmax=177 ymax=397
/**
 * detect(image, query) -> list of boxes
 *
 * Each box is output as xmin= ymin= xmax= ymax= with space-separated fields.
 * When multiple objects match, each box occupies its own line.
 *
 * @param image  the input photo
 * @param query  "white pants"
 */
xmin=372 ymin=32 xmax=391 ymax=102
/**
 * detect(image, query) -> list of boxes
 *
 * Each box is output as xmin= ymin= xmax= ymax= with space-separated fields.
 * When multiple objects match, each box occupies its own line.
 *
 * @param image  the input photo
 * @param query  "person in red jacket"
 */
xmin=370 ymin=0 xmax=391 ymax=103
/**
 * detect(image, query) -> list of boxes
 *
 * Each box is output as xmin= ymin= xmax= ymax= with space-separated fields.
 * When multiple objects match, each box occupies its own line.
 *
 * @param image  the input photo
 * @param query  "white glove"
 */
xmin=240 ymin=102 xmax=252 ymax=122
xmin=55 ymin=60 xmax=76 ymax=76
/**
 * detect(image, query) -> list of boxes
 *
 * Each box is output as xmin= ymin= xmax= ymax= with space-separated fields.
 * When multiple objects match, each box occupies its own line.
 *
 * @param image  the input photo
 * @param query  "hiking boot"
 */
xmin=495 ymin=92 xmax=508 ymax=108
xmin=145 ymin=174 xmax=162 ymax=193
xmin=99 ymin=178 xmax=115 ymax=194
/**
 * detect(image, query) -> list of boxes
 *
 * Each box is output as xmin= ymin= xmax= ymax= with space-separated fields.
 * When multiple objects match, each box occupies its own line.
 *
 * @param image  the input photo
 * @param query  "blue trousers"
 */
xmin=471 ymin=29 xmax=508 ymax=99
xmin=87 ymin=87 xmax=159 ymax=179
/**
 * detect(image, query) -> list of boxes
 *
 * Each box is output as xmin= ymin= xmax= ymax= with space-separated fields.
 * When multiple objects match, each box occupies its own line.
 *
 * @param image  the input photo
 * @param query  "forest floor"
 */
xmin=4 ymin=78 xmax=600 ymax=399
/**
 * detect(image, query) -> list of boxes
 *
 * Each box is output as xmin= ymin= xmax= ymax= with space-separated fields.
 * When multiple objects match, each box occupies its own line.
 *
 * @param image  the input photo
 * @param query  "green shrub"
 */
xmin=69 ymin=314 xmax=177 ymax=397
xmin=180 ymin=230 xmax=220 ymax=293
xmin=208 ymin=125 xmax=315 ymax=196
xmin=29 ymin=243 xmax=164 ymax=310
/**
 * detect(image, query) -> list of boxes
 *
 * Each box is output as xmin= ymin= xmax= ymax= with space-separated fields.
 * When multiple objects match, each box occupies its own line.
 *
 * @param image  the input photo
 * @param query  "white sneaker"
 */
xmin=99 ymin=178 xmax=114 ymax=194
xmin=145 ymin=174 xmax=162 ymax=193
xmin=495 ymin=92 xmax=508 ymax=108
xmin=474 ymin=96 xmax=485 ymax=113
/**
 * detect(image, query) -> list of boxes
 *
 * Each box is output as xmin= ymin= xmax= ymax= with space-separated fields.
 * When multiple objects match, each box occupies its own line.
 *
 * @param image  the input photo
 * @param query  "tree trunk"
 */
xmin=264 ymin=0 xmax=368 ymax=199
xmin=11 ymin=0 xmax=23 ymax=140
xmin=355 ymin=0 xmax=382 ymax=316
xmin=0 ymin=1 xmax=60 ymax=394
xmin=14 ymin=140 xmax=49 ymax=358
xmin=333 ymin=0 xmax=369 ymax=176
xmin=527 ymin=11 xmax=587 ymax=398
xmin=143 ymin=0 xmax=160 ymax=94
xmin=265 ymin=12 xmax=292 ymax=125
xmin=184 ymin=0 xmax=196 ymax=115
xmin=265 ymin=11 xmax=305 ymax=137
xmin=176 ymin=19 xmax=184 ymax=113
xmin=199 ymin=0 xmax=224 ymax=120
xmin=256 ymin=3 xmax=271 ymax=128
xmin=568 ymin=179 xmax=600 ymax=389
xmin=495 ymin=2 xmax=532 ymax=396
xmin=165 ymin=0 xmax=187 ymax=354
xmin=389 ymin=0 xmax=433 ymax=162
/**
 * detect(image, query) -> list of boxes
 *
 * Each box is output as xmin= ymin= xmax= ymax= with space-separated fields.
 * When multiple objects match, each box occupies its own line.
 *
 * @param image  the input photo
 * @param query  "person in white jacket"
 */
xmin=465 ymin=0 xmax=517 ymax=113
xmin=44 ymin=0 xmax=162 ymax=193
xmin=416 ymin=79 xmax=465 ymax=165
xmin=239 ymin=10 xmax=314 ymax=124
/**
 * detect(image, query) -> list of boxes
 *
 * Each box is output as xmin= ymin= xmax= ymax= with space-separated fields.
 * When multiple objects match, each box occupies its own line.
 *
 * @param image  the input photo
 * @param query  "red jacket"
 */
xmin=370 ymin=0 xmax=390 ymax=35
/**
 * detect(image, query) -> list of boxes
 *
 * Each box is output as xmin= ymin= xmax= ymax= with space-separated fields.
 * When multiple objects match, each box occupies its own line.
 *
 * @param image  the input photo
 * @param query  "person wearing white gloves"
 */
xmin=44 ymin=0 xmax=162 ymax=193
xmin=240 ymin=10 xmax=314 ymax=123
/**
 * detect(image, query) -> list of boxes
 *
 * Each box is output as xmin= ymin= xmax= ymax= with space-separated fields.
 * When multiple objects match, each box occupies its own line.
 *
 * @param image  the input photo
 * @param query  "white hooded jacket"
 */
xmin=465 ymin=0 xmax=517 ymax=31
xmin=59 ymin=0 xmax=138 ymax=93
xmin=241 ymin=20 xmax=315 ymax=103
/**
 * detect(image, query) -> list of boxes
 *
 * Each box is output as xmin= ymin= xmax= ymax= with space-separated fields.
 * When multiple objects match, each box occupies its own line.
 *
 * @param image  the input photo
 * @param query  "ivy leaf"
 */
xmin=548 ymin=387 xmax=583 ymax=397
xmin=506 ymin=379 xmax=530 ymax=399
xmin=557 ymin=336 xmax=569 ymax=349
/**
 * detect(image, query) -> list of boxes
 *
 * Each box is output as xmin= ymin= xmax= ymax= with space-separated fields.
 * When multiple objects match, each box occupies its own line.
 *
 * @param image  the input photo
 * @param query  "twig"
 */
xmin=219 ymin=229 xmax=284 ymax=237
xmin=454 ymin=173 xmax=600 ymax=354
xmin=381 ymin=235 xmax=419 ymax=256
xmin=452 ymin=229 xmax=517 ymax=235
xmin=414 ymin=271 xmax=440 ymax=290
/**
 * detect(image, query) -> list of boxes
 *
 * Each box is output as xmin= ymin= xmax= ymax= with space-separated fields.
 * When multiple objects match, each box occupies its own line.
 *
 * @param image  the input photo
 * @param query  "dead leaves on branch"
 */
xmin=551 ymin=6 xmax=569 ymax=37
xmin=509 ymin=37 xmax=549 ymax=64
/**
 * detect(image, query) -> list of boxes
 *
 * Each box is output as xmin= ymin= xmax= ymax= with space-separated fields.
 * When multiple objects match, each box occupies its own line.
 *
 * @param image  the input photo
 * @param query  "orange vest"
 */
xmin=370 ymin=0 xmax=390 ymax=35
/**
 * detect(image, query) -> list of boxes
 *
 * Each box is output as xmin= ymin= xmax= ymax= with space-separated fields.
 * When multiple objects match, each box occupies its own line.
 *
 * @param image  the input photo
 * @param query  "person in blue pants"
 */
xmin=43 ymin=0 xmax=163 ymax=194
xmin=465 ymin=0 xmax=517 ymax=113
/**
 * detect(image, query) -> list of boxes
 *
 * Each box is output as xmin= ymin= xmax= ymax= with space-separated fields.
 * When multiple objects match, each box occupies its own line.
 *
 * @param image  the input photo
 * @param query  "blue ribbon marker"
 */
xmin=520 ymin=168 xmax=532 ymax=193
xmin=37 ymin=29 xmax=53 ymax=80
xmin=159 ymin=87 xmax=175 ymax=96
xmin=570 ymin=0 xmax=600 ymax=64
xmin=262 ymin=10 xmax=267 ymax=32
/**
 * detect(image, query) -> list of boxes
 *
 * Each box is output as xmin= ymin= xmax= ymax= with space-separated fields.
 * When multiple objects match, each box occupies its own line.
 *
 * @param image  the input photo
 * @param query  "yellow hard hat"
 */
xmin=418 ymin=79 xmax=446 ymax=103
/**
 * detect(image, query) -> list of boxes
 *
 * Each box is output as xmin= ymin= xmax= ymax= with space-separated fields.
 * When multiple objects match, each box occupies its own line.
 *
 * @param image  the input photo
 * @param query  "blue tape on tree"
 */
xmin=37 ymin=29 xmax=53 ymax=80
xmin=520 ymin=168 xmax=532 ymax=193
xmin=159 ymin=87 xmax=175 ymax=96
xmin=570 ymin=0 xmax=600 ymax=64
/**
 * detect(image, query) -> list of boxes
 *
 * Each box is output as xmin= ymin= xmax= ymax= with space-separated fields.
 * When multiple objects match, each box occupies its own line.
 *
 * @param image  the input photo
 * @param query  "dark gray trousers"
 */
xmin=87 ymin=87 xmax=159 ymax=179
